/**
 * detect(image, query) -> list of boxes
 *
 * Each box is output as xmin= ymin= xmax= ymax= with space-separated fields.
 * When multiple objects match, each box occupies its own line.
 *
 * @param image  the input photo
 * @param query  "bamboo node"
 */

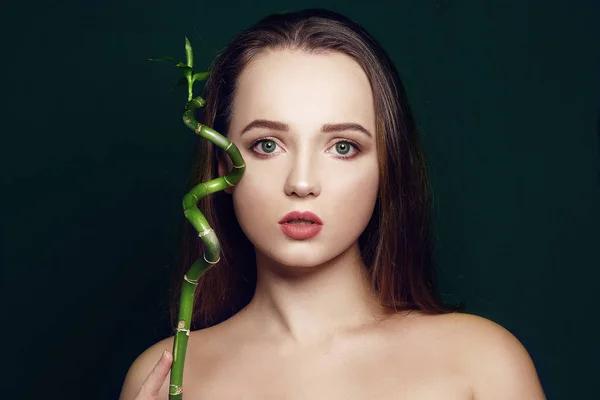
xmin=223 ymin=176 xmax=234 ymax=187
xmin=184 ymin=274 xmax=199 ymax=285
xmin=198 ymin=228 xmax=213 ymax=238
xmin=225 ymin=142 xmax=232 ymax=151
xmin=195 ymin=124 xmax=203 ymax=134
xmin=176 ymin=320 xmax=190 ymax=336
xmin=170 ymin=384 xmax=183 ymax=395
xmin=233 ymin=163 xmax=246 ymax=169
xmin=192 ymin=193 xmax=199 ymax=202
xmin=203 ymin=253 xmax=220 ymax=265
xmin=177 ymin=327 xmax=190 ymax=336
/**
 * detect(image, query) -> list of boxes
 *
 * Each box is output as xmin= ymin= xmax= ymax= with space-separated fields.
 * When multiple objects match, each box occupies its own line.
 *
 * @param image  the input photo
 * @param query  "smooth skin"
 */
xmin=121 ymin=49 xmax=546 ymax=399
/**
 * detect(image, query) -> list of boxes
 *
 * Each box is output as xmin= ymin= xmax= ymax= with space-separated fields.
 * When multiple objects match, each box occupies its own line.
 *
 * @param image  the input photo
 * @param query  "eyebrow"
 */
xmin=240 ymin=119 xmax=373 ymax=138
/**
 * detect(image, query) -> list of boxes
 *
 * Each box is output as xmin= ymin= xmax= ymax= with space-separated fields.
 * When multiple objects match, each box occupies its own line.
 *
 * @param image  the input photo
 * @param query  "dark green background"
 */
xmin=3 ymin=0 xmax=598 ymax=398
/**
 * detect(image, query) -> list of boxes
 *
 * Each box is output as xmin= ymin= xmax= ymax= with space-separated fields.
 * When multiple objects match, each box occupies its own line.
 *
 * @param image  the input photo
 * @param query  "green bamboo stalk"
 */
xmin=150 ymin=37 xmax=246 ymax=400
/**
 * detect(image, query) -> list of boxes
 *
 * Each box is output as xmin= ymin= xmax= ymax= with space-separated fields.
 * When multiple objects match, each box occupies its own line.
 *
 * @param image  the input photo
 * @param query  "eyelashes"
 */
xmin=248 ymin=136 xmax=362 ymax=160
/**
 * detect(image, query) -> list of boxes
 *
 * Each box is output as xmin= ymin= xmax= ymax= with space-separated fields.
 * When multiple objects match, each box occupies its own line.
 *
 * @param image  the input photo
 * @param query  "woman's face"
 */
xmin=219 ymin=49 xmax=379 ymax=269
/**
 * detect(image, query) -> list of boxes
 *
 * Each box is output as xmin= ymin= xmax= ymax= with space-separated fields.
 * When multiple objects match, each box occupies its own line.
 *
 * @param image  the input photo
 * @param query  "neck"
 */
xmin=242 ymin=242 xmax=389 ymax=348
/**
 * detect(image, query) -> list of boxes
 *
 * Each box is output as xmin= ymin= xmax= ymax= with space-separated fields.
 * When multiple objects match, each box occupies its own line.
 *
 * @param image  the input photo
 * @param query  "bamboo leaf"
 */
xmin=176 ymin=65 xmax=193 ymax=74
xmin=169 ymin=77 xmax=188 ymax=92
xmin=192 ymin=71 xmax=209 ymax=83
xmin=185 ymin=36 xmax=193 ymax=68
xmin=176 ymin=64 xmax=193 ymax=81
xmin=148 ymin=56 xmax=181 ymax=63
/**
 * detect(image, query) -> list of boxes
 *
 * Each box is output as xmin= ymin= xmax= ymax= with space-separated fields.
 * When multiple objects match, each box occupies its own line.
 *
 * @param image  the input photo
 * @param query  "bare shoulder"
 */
xmin=405 ymin=312 xmax=546 ymax=399
xmin=119 ymin=336 xmax=175 ymax=400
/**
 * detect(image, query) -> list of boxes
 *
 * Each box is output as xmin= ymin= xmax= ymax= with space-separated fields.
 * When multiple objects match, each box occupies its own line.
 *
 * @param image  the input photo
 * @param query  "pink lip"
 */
xmin=279 ymin=211 xmax=323 ymax=224
xmin=278 ymin=211 xmax=323 ymax=240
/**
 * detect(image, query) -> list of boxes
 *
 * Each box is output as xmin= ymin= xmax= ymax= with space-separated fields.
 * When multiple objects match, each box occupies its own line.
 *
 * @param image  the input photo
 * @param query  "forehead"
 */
xmin=230 ymin=49 xmax=375 ymax=133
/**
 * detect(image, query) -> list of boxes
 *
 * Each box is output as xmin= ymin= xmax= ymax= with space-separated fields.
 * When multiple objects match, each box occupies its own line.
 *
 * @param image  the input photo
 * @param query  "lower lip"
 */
xmin=279 ymin=223 xmax=323 ymax=239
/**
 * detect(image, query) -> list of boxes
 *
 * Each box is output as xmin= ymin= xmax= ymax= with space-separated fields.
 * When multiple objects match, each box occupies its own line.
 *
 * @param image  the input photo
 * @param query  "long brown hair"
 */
xmin=172 ymin=8 xmax=451 ymax=330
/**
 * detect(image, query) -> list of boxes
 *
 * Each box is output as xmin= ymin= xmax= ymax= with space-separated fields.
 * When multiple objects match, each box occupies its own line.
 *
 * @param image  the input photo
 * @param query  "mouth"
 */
xmin=279 ymin=210 xmax=323 ymax=225
xmin=279 ymin=210 xmax=323 ymax=240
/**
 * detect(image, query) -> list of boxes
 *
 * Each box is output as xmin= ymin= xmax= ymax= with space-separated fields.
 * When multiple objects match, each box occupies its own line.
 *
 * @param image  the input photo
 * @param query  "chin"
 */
xmin=258 ymin=244 xmax=328 ymax=268
xmin=255 ymin=237 xmax=359 ymax=272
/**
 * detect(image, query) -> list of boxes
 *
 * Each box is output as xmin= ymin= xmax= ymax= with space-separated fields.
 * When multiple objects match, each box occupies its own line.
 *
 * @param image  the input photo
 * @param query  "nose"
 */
xmin=283 ymin=150 xmax=322 ymax=198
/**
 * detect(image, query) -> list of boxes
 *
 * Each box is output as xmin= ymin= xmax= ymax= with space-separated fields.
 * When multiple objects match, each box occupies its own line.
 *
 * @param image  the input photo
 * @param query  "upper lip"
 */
xmin=279 ymin=211 xmax=323 ymax=224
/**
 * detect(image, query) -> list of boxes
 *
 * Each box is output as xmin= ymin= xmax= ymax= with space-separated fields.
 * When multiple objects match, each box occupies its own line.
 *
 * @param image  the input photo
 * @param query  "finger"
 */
xmin=138 ymin=351 xmax=173 ymax=398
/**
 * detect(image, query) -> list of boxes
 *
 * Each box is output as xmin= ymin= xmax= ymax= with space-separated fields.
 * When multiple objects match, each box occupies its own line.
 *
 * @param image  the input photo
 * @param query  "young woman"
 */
xmin=121 ymin=9 xmax=545 ymax=399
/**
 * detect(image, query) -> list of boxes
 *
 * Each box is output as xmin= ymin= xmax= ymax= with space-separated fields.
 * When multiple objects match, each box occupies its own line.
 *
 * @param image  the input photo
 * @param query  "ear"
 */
xmin=216 ymin=151 xmax=234 ymax=195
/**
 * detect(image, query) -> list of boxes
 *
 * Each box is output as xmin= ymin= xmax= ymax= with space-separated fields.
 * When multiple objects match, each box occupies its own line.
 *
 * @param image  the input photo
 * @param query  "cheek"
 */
xmin=327 ymin=164 xmax=379 ymax=227
xmin=230 ymin=168 xmax=280 ymax=238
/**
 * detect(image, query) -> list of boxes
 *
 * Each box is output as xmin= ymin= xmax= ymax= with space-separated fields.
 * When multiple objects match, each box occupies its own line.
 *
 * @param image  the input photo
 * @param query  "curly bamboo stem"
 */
xmin=168 ymin=98 xmax=246 ymax=399
xmin=150 ymin=36 xmax=246 ymax=399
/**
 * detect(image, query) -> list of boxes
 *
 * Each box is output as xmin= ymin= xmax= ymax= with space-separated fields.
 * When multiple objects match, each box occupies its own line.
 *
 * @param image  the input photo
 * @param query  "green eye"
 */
xmin=261 ymin=140 xmax=276 ymax=153
xmin=251 ymin=138 xmax=359 ymax=159
xmin=335 ymin=141 xmax=351 ymax=155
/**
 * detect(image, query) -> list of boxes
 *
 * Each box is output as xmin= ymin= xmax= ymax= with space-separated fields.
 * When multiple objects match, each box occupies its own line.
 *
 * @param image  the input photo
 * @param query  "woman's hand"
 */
xmin=133 ymin=351 xmax=172 ymax=399
xmin=120 ymin=338 xmax=174 ymax=400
